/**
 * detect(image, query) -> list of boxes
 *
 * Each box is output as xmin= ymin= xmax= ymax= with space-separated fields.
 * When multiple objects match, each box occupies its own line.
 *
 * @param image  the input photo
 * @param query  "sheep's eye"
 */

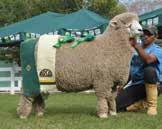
xmin=120 ymin=19 xmax=127 ymax=25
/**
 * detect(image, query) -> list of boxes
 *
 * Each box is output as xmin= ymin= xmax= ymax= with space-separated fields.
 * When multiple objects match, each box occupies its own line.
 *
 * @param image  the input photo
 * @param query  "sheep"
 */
xmin=17 ymin=12 xmax=143 ymax=119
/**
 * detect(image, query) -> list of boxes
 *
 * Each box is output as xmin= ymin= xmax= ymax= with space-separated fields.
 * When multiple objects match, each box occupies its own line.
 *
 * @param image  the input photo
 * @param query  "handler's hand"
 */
xmin=117 ymin=85 xmax=124 ymax=93
xmin=129 ymin=37 xmax=137 ymax=48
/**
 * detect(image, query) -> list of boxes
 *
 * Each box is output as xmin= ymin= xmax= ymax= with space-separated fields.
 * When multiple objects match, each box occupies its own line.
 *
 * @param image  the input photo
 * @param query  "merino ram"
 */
xmin=17 ymin=12 xmax=143 ymax=119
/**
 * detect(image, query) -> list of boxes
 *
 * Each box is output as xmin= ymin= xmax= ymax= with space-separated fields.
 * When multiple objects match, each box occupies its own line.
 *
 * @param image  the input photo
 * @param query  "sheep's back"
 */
xmin=55 ymin=41 xmax=97 ymax=92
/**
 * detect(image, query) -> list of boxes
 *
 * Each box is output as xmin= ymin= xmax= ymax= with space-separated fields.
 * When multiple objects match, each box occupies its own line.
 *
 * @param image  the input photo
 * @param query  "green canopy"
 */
xmin=139 ymin=8 xmax=162 ymax=27
xmin=0 ymin=12 xmax=64 ymax=38
xmin=58 ymin=9 xmax=108 ymax=30
xmin=0 ymin=9 xmax=108 ymax=38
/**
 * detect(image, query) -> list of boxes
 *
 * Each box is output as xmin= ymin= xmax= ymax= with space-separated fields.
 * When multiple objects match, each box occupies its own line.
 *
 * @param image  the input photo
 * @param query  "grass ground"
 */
xmin=0 ymin=93 xmax=162 ymax=129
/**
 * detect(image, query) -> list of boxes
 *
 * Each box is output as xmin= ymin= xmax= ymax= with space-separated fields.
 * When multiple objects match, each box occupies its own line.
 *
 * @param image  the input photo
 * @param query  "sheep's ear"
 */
xmin=110 ymin=20 xmax=117 ymax=27
xmin=110 ymin=20 xmax=120 ymax=30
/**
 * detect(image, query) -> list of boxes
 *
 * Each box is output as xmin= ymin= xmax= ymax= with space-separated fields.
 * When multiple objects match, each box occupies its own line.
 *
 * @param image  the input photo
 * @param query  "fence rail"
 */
xmin=0 ymin=67 xmax=22 ymax=94
xmin=0 ymin=67 xmax=94 ymax=94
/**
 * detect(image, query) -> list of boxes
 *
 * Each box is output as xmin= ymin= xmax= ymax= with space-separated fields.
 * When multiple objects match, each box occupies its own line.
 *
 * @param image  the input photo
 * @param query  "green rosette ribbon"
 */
xmin=71 ymin=32 xmax=95 ymax=48
xmin=53 ymin=32 xmax=74 ymax=48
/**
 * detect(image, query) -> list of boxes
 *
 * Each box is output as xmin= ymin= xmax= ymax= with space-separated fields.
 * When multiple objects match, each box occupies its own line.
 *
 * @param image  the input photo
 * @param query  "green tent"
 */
xmin=0 ymin=11 xmax=64 ymax=38
xmin=139 ymin=8 xmax=162 ymax=27
xmin=58 ymin=9 xmax=108 ymax=30
xmin=0 ymin=9 xmax=108 ymax=38
xmin=139 ymin=8 xmax=162 ymax=39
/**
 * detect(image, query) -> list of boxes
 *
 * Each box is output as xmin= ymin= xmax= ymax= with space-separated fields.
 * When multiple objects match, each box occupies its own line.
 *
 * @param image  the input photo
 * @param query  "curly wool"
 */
xmin=55 ymin=12 xmax=139 ymax=98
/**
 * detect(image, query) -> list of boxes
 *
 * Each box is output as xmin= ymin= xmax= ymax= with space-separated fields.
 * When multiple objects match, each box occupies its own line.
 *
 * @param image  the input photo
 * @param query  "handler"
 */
xmin=116 ymin=26 xmax=162 ymax=115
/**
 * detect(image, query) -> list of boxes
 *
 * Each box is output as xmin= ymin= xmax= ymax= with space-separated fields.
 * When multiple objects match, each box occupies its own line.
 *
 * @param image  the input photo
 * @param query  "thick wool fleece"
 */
xmin=55 ymin=13 xmax=138 ymax=99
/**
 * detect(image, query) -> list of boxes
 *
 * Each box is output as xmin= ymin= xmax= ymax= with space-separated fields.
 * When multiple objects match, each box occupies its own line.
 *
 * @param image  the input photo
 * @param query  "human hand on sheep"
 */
xmin=129 ymin=37 xmax=138 ymax=48
xmin=116 ymin=85 xmax=124 ymax=93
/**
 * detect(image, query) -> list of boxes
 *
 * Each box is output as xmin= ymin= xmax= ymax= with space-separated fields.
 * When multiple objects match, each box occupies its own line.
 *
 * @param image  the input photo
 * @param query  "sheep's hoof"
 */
xmin=109 ymin=111 xmax=117 ymax=116
xmin=19 ymin=115 xmax=27 ymax=119
xmin=98 ymin=113 xmax=108 ymax=118
xmin=37 ymin=112 xmax=44 ymax=117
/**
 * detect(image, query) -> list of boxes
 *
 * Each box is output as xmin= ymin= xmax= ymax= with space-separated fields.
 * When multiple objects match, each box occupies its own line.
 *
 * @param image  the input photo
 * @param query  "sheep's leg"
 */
xmin=97 ymin=97 xmax=108 ymax=118
xmin=32 ymin=94 xmax=45 ymax=117
xmin=107 ymin=97 xmax=117 ymax=116
xmin=17 ymin=95 xmax=33 ymax=119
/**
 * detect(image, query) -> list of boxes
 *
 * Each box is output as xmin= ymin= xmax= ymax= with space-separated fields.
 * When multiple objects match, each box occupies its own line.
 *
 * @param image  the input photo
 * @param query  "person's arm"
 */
xmin=129 ymin=38 xmax=157 ymax=64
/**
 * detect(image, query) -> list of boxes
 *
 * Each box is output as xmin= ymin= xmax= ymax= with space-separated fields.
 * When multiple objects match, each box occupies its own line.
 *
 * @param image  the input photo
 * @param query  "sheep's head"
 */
xmin=109 ymin=12 xmax=143 ymax=39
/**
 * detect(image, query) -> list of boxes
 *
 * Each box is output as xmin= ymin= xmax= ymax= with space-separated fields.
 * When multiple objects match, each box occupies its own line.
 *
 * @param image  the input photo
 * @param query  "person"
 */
xmin=116 ymin=25 xmax=162 ymax=115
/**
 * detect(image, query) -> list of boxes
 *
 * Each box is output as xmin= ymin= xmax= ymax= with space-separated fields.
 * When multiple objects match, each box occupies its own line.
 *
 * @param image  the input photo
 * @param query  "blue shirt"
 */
xmin=129 ymin=43 xmax=162 ymax=86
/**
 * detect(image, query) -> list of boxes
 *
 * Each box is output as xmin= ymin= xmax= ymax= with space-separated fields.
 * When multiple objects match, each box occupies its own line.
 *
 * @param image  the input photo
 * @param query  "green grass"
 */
xmin=0 ymin=93 xmax=162 ymax=129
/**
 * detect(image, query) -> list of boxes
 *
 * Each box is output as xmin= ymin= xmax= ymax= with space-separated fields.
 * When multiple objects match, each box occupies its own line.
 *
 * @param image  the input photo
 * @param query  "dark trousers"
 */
xmin=116 ymin=66 xmax=159 ymax=112
xmin=116 ymin=84 xmax=146 ymax=112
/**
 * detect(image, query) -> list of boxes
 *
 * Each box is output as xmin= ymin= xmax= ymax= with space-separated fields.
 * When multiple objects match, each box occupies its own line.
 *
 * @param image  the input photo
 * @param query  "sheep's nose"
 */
xmin=138 ymin=29 xmax=143 ymax=32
